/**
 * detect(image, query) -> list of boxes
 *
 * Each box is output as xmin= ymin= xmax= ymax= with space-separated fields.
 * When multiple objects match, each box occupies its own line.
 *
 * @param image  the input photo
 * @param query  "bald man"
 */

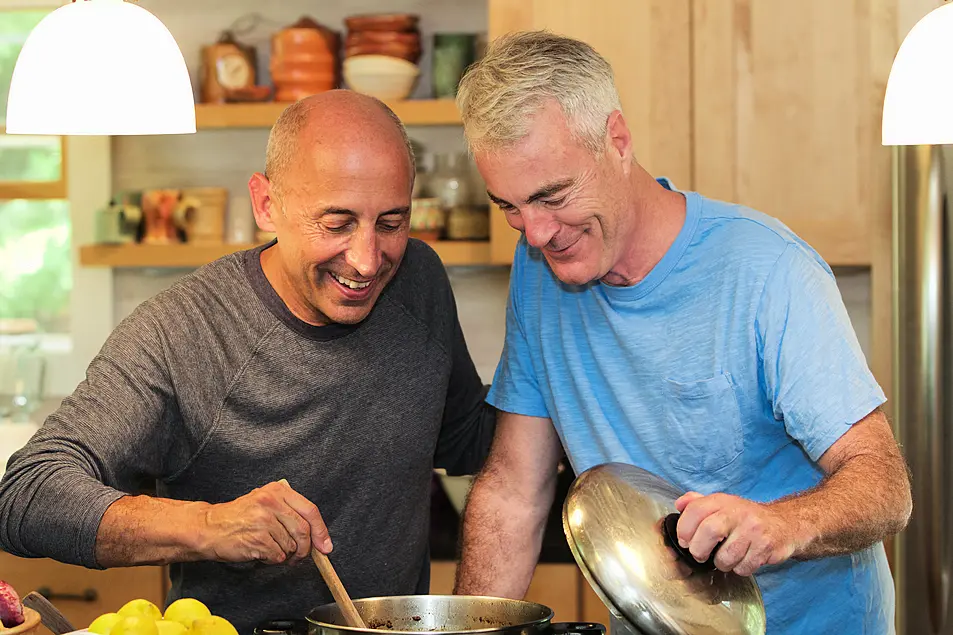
xmin=0 ymin=91 xmax=495 ymax=633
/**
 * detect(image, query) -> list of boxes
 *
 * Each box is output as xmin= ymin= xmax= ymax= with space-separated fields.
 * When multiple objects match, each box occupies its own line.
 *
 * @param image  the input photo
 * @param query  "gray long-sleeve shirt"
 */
xmin=0 ymin=239 xmax=495 ymax=634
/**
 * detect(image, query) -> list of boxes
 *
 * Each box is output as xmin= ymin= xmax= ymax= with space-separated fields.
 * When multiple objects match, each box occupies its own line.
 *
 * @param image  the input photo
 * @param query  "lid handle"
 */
xmin=662 ymin=513 xmax=724 ymax=572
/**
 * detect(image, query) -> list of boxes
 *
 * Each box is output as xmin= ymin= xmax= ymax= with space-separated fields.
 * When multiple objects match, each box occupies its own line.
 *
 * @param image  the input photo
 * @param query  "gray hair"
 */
xmin=456 ymin=30 xmax=622 ymax=154
xmin=264 ymin=95 xmax=416 ymax=193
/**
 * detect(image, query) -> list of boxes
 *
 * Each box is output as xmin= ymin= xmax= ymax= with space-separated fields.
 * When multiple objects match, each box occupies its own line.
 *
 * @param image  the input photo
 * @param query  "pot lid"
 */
xmin=562 ymin=463 xmax=767 ymax=635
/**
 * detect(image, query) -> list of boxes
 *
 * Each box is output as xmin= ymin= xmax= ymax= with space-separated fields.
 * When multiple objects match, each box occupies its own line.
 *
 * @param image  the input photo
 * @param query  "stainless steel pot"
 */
xmin=255 ymin=596 xmax=604 ymax=635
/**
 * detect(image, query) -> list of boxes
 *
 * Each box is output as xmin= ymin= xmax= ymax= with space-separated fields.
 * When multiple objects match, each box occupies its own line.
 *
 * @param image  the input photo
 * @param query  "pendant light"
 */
xmin=882 ymin=1 xmax=953 ymax=145
xmin=5 ymin=0 xmax=195 ymax=136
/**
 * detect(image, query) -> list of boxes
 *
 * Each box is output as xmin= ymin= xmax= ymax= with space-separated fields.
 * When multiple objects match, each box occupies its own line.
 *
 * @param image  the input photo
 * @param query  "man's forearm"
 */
xmin=776 ymin=451 xmax=912 ymax=560
xmin=453 ymin=470 xmax=554 ymax=597
xmin=96 ymin=495 xmax=211 ymax=567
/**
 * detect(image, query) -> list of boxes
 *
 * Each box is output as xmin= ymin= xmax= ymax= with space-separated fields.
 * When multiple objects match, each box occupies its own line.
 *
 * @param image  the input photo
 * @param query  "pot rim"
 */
xmin=306 ymin=594 xmax=555 ymax=635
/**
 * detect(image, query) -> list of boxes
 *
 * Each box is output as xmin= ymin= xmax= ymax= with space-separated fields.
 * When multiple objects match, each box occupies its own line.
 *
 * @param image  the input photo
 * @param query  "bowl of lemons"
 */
xmin=88 ymin=598 xmax=237 ymax=635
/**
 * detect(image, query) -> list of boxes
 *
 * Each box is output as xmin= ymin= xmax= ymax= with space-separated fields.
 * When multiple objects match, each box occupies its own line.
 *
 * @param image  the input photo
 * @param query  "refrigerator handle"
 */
xmin=923 ymin=144 xmax=948 ymax=632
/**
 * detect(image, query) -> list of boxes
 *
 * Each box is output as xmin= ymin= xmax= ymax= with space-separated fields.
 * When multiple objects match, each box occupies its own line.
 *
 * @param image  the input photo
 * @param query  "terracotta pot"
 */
xmin=271 ymin=17 xmax=339 ymax=101
xmin=344 ymin=14 xmax=418 ymax=33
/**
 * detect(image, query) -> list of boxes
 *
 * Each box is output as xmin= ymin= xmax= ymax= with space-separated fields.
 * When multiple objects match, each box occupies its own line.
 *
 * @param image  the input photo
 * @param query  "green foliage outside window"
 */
xmin=0 ymin=8 xmax=71 ymax=335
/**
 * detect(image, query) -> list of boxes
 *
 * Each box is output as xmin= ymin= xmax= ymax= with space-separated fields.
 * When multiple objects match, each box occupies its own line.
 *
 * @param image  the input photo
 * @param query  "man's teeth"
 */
xmin=331 ymin=272 xmax=371 ymax=290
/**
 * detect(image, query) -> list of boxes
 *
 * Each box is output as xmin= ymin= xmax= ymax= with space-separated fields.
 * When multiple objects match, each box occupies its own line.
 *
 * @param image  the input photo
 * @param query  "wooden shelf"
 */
xmin=79 ymin=240 xmax=491 ymax=268
xmin=194 ymin=99 xmax=461 ymax=129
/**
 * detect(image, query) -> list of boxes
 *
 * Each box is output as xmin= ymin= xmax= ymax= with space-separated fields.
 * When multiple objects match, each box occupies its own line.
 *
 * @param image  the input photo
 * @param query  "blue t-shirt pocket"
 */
xmin=662 ymin=372 xmax=745 ymax=475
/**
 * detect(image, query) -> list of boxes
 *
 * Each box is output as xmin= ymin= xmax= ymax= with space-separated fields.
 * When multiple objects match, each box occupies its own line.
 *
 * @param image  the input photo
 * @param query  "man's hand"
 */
xmin=199 ymin=480 xmax=332 ymax=565
xmin=673 ymin=492 xmax=799 ymax=577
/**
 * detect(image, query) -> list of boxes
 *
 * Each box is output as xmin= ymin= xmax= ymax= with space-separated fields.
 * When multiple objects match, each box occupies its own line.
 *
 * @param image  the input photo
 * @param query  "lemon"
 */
xmin=117 ymin=599 xmax=163 ymax=623
xmin=110 ymin=616 xmax=160 ymax=635
xmin=187 ymin=616 xmax=238 ymax=635
xmin=88 ymin=613 xmax=123 ymax=635
xmin=163 ymin=599 xmax=212 ymax=628
xmin=155 ymin=620 xmax=188 ymax=635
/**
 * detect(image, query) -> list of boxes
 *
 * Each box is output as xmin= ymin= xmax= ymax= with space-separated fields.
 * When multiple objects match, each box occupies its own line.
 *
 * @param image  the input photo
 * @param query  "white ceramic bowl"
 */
xmin=344 ymin=54 xmax=420 ymax=101
xmin=435 ymin=469 xmax=474 ymax=514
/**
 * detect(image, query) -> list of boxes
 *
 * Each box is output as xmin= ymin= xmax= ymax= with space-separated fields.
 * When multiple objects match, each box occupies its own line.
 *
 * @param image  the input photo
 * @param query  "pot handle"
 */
xmin=549 ymin=623 xmax=606 ymax=635
xmin=254 ymin=619 xmax=310 ymax=635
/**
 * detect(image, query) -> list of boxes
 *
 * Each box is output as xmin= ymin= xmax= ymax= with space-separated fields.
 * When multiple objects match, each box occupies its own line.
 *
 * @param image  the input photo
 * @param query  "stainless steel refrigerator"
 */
xmin=893 ymin=143 xmax=953 ymax=634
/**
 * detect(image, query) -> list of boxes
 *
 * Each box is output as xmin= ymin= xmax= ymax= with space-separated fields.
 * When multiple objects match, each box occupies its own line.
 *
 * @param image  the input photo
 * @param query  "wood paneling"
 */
xmin=79 ymin=241 xmax=491 ymax=268
xmin=194 ymin=100 xmax=461 ymax=129
xmin=0 ymin=181 xmax=66 ymax=200
xmin=430 ymin=561 xmax=581 ymax=623
xmin=692 ymin=0 xmax=892 ymax=267
xmin=0 ymin=553 xmax=165 ymax=635
xmin=579 ymin=578 xmax=612 ymax=627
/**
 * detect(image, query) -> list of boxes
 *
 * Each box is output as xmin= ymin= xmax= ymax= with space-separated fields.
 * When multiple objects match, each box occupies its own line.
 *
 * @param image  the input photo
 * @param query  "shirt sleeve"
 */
xmin=756 ymin=242 xmax=887 ymax=461
xmin=486 ymin=241 xmax=550 ymax=419
xmin=0 ymin=304 xmax=180 ymax=568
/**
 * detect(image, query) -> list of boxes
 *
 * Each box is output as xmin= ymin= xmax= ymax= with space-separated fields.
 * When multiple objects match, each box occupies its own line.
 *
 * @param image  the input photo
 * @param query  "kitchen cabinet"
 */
xmin=579 ymin=581 xmax=611 ymax=628
xmin=430 ymin=561 xmax=583 ymax=623
xmin=0 ymin=552 xmax=166 ymax=635
xmin=691 ymin=0 xmax=891 ymax=268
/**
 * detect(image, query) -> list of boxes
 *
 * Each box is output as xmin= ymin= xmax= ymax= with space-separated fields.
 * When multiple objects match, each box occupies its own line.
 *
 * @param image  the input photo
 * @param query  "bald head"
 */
xmin=265 ymin=90 xmax=416 ymax=194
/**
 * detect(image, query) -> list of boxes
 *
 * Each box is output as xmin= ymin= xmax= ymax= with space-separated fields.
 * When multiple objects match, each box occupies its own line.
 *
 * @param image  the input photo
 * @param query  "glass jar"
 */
xmin=432 ymin=34 xmax=477 ymax=98
xmin=429 ymin=152 xmax=472 ymax=213
xmin=0 ymin=324 xmax=45 ymax=423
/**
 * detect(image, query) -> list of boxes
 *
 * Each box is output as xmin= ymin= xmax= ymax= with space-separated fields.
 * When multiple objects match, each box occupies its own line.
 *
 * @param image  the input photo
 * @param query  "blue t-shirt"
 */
xmin=487 ymin=178 xmax=894 ymax=634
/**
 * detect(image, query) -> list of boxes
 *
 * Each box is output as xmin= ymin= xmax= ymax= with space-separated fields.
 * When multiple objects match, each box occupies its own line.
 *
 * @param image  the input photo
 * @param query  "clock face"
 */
xmin=216 ymin=53 xmax=251 ymax=89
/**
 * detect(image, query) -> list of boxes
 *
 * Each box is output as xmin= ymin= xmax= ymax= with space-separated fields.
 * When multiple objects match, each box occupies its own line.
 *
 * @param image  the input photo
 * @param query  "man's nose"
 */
xmin=521 ymin=207 xmax=559 ymax=249
xmin=345 ymin=228 xmax=382 ymax=277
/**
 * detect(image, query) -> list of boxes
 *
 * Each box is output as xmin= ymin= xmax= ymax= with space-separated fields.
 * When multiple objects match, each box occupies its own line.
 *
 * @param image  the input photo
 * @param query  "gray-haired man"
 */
xmin=452 ymin=30 xmax=910 ymax=634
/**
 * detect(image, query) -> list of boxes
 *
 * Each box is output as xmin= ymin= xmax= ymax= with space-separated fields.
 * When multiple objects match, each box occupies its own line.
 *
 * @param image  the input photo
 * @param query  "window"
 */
xmin=0 ymin=7 xmax=71 ymax=337
xmin=0 ymin=2 xmax=115 ymax=403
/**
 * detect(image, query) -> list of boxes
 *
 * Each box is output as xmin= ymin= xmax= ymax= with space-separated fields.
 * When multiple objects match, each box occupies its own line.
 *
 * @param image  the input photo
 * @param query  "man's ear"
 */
xmin=606 ymin=110 xmax=633 ymax=174
xmin=248 ymin=172 xmax=278 ymax=232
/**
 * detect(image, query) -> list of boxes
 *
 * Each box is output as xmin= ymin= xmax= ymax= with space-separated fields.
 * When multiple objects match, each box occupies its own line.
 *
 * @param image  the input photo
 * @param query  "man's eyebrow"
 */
xmin=487 ymin=179 xmax=576 ymax=208
xmin=319 ymin=207 xmax=356 ymax=216
xmin=487 ymin=191 xmax=509 ymax=207
xmin=525 ymin=179 xmax=575 ymax=204
xmin=315 ymin=207 xmax=411 ymax=218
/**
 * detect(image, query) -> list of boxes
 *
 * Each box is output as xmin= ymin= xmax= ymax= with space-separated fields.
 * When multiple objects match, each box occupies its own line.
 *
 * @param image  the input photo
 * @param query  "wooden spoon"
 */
xmin=311 ymin=548 xmax=366 ymax=629
xmin=21 ymin=592 xmax=74 ymax=635
xmin=277 ymin=479 xmax=365 ymax=629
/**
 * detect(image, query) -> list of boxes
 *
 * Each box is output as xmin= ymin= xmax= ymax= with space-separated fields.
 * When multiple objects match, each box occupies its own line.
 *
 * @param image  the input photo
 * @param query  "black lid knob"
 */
xmin=661 ymin=512 xmax=722 ymax=572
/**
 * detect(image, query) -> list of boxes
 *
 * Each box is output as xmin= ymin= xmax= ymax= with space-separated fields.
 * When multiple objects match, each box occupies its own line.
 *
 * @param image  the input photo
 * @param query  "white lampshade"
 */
xmin=5 ymin=0 xmax=195 ymax=136
xmin=882 ymin=2 xmax=953 ymax=146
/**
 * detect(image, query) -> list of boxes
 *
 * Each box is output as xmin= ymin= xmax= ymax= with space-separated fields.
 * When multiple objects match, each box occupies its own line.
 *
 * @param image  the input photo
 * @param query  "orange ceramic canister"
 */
xmin=270 ymin=17 xmax=338 ymax=102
